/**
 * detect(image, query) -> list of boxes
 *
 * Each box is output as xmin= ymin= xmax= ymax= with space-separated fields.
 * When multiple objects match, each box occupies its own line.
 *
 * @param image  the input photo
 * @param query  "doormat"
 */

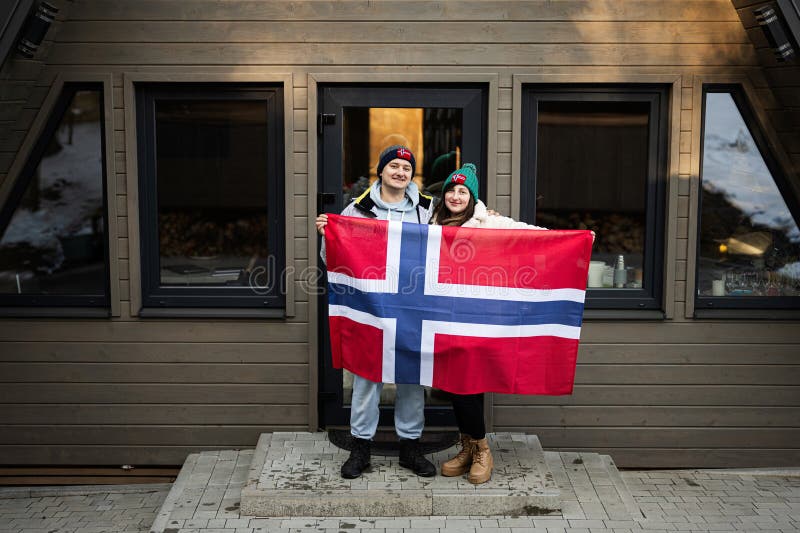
xmin=328 ymin=428 xmax=459 ymax=456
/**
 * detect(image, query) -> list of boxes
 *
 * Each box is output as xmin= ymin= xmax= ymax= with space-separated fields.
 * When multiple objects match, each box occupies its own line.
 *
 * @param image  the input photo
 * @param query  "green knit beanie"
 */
xmin=443 ymin=163 xmax=479 ymax=201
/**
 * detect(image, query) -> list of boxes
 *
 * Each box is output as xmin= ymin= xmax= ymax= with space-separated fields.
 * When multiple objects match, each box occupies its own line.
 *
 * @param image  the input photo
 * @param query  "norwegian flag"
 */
xmin=325 ymin=214 xmax=593 ymax=395
xmin=396 ymin=147 xmax=412 ymax=160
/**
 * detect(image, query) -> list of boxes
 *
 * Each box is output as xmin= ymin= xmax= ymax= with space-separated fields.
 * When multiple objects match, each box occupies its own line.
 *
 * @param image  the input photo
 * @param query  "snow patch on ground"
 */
xmin=0 ymin=120 xmax=104 ymax=270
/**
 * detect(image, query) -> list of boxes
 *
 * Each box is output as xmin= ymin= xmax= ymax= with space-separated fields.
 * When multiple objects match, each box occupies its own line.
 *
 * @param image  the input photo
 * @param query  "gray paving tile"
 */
xmin=3 ymin=443 xmax=799 ymax=533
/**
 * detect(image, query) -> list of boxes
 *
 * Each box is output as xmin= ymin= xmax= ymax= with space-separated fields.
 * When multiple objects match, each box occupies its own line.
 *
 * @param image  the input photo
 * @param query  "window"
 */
xmin=136 ymin=85 xmax=285 ymax=310
xmin=0 ymin=84 xmax=109 ymax=310
xmin=695 ymin=86 xmax=800 ymax=311
xmin=520 ymin=86 xmax=668 ymax=310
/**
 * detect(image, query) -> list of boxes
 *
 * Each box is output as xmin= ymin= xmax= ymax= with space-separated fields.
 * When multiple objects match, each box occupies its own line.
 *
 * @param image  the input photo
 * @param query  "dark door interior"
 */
xmin=317 ymin=84 xmax=487 ymax=429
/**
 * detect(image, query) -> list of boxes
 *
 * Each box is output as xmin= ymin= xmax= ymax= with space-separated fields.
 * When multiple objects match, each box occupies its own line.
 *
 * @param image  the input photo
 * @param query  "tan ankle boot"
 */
xmin=441 ymin=434 xmax=474 ymax=477
xmin=467 ymin=437 xmax=493 ymax=484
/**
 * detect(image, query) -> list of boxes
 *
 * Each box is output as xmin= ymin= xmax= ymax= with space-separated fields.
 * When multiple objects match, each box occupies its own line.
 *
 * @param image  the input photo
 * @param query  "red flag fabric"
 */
xmin=325 ymin=214 xmax=592 ymax=395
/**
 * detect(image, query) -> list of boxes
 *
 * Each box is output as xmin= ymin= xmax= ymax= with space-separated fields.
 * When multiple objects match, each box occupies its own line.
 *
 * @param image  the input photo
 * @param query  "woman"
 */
xmin=431 ymin=163 xmax=549 ymax=485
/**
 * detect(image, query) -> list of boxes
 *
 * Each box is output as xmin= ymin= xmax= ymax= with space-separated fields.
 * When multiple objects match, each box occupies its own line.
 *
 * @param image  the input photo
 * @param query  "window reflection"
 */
xmin=698 ymin=92 xmax=800 ymax=298
xmin=536 ymin=101 xmax=649 ymax=289
xmin=342 ymin=107 xmax=462 ymax=205
xmin=155 ymin=100 xmax=270 ymax=286
xmin=0 ymin=89 xmax=106 ymax=296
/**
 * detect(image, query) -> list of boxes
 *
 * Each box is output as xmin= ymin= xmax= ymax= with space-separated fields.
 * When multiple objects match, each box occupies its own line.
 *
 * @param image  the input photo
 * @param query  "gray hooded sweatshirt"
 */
xmin=320 ymin=180 xmax=435 ymax=263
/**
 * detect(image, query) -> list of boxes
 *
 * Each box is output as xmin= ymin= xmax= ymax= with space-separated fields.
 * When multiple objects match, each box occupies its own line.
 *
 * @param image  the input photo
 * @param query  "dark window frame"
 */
xmin=318 ymin=83 xmax=488 ymax=214
xmin=520 ymin=85 xmax=669 ymax=311
xmin=694 ymin=84 xmax=800 ymax=312
xmin=0 ymin=82 xmax=110 ymax=310
xmin=316 ymin=83 xmax=488 ymax=429
xmin=136 ymin=83 xmax=286 ymax=310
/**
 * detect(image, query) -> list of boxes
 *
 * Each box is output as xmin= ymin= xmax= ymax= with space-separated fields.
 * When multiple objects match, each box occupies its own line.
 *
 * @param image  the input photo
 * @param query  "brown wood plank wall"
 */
xmin=733 ymin=0 xmax=800 ymax=177
xmin=0 ymin=0 xmax=798 ymax=468
xmin=0 ymin=4 xmax=75 ymax=186
xmin=494 ymin=343 xmax=800 ymax=467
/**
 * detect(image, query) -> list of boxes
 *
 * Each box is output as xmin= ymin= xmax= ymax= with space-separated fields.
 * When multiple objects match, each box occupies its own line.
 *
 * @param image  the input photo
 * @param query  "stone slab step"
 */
xmin=544 ymin=450 xmax=645 ymax=522
xmin=239 ymin=431 xmax=560 ymax=517
xmin=150 ymin=449 xmax=252 ymax=533
xmin=149 ymin=438 xmax=647 ymax=531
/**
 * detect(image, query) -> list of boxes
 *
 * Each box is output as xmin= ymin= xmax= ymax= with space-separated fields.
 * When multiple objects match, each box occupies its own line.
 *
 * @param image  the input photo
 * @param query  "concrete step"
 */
xmin=150 ymin=449 xmax=252 ymax=533
xmin=149 ymin=437 xmax=646 ymax=531
xmin=239 ymin=431 xmax=561 ymax=517
xmin=544 ymin=450 xmax=645 ymax=522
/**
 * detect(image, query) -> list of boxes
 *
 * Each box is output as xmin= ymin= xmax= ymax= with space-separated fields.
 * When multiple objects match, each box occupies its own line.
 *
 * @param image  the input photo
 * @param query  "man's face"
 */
xmin=380 ymin=158 xmax=413 ymax=192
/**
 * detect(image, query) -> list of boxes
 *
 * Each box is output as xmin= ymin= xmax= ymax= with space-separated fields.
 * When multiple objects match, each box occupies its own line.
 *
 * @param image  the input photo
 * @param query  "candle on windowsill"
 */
xmin=712 ymin=278 xmax=726 ymax=296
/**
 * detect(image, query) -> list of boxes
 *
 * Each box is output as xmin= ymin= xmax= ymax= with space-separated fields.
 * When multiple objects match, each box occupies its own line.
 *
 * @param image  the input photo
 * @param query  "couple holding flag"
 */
xmin=317 ymin=145 xmax=593 ymax=484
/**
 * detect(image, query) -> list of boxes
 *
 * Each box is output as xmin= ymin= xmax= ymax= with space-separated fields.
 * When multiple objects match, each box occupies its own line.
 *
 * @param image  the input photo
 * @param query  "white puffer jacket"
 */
xmin=457 ymin=200 xmax=548 ymax=230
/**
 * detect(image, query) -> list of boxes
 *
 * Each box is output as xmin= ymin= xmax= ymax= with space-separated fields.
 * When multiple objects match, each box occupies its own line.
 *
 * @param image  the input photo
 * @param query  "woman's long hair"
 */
xmin=431 ymin=182 xmax=476 ymax=226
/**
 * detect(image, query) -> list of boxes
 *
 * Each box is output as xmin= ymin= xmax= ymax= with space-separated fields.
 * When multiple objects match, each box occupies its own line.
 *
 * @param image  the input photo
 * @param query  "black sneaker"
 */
xmin=399 ymin=438 xmax=436 ymax=477
xmin=341 ymin=437 xmax=371 ymax=479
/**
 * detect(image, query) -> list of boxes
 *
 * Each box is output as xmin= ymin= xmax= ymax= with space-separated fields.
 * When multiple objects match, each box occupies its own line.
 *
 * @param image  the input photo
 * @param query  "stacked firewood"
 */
xmin=159 ymin=211 xmax=269 ymax=258
xmin=536 ymin=210 xmax=644 ymax=254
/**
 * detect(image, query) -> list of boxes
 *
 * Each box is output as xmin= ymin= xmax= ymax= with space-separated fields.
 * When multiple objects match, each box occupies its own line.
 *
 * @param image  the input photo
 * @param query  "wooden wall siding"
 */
xmin=0 ymin=0 xmax=798 ymax=468
xmin=0 ymin=2 xmax=74 ymax=184
xmin=54 ymin=0 xmax=748 ymax=21
xmin=0 ymin=335 xmax=311 ymax=464
xmin=732 ymin=0 xmax=800 ymax=178
xmin=675 ymin=75 xmax=694 ymax=320
xmin=493 ymin=342 xmax=800 ymax=467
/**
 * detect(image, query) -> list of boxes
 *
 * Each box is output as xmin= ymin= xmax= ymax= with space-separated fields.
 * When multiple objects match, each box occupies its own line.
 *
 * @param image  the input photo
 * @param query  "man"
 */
xmin=316 ymin=145 xmax=436 ymax=479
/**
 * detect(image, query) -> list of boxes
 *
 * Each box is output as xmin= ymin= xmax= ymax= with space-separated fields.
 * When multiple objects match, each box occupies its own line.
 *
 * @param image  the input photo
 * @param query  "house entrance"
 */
xmin=316 ymin=84 xmax=487 ymax=429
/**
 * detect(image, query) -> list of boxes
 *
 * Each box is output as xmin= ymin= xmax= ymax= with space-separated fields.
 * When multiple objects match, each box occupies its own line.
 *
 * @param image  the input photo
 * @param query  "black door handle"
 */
xmin=317 ymin=192 xmax=336 ymax=213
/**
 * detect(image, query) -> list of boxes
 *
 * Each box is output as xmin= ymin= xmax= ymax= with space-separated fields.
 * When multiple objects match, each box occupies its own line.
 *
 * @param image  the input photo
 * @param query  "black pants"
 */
xmin=449 ymin=392 xmax=485 ymax=440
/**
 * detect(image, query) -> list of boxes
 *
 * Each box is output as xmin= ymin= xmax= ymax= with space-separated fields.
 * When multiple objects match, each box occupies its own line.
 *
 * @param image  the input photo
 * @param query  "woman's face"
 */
xmin=444 ymin=184 xmax=471 ymax=214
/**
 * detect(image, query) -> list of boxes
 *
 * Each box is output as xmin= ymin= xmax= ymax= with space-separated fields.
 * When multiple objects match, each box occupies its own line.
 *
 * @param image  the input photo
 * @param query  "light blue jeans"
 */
xmin=350 ymin=374 xmax=425 ymax=440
